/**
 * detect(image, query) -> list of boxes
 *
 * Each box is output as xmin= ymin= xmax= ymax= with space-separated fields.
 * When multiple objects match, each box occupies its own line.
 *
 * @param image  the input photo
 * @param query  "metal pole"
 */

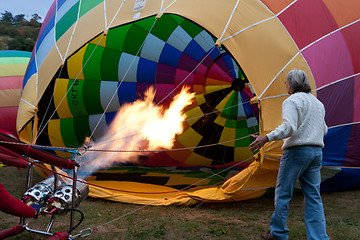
xmin=21 ymin=159 xmax=33 ymax=225
xmin=51 ymin=165 xmax=59 ymax=191
xmin=25 ymin=159 xmax=33 ymax=191
xmin=24 ymin=226 xmax=53 ymax=237
xmin=45 ymin=215 xmax=55 ymax=233
xmin=70 ymin=167 xmax=77 ymax=230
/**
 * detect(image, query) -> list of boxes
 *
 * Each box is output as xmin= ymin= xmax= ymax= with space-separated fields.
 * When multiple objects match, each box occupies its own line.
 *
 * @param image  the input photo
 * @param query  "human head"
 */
xmin=286 ymin=69 xmax=312 ymax=94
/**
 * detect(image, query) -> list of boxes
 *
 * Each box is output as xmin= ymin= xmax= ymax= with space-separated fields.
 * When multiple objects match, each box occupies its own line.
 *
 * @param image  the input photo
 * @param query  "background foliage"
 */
xmin=0 ymin=11 xmax=42 ymax=51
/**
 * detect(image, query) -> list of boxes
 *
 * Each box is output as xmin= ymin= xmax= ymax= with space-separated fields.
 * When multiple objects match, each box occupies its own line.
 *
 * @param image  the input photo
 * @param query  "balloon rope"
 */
xmin=85 ymin=156 xmax=256 ymax=232
xmin=106 ymin=0 xmax=126 ymax=29
xmin=156 ymin=46 xmax=216 ymax=107
xmin=86 ymin=133 xmax=258 ymax=153
xmin=89 ymin=5 xmax=262 ymax=147
xmin=0 ymin=132 xmax=258 ymax=154
xmin=35 ymin=0 xmax=132 ymax=145
xmin=159 ymin=0 xmax=165 ymax=13
xmin=0 ymin=150 xmax=256 ymax=197
xmin=218 ymin=0 xmax=240 ymax=42
xmin=32 ymin=1 xmax=67 ymax=134
xmin=258 ymin=18 xmax=360 ymax=99
xmin=159 ymin=0 xmax=177 ymax=13
xmin=8 ymin=117 xmax=360 ymax=153
xmin=92 ymin=48 xmax=257 ymax=146
xmin=0 ymin=150 xmax=267 ymax=239
xmin=185 ymin=99 xmax=255 ymax=121
xmin=36 ymin=97 xmax=259 ymax=150
xmin=15 ymin=155 xmax=228 ymax=194
xmin=53 ymin=0 xmax=64 ymax=63
xmin=221 ymin=16 xmax=277 ymax=43
xmin=103 ymin=0 xmax=108 ymax=29
xmin=220 ymin=0 xmax=297 ymax=44
xmin=85 ymin=22 xmax=216 ymax=145
xmin=62 ymin=0 xmax=82 ymax=62
xmin=95 ymin=98 xmax=258 ymax=147
xmin=327 ymin=121 xmax=360 ymax=130
xmin=35 ymin=0 xmax=64 ymax=141
xmin=315 ymin=72 xmax=360 ymax=91
xmin=95 ymin=46 xmax=215 ymax=145
xmin=32 ymin=12 xmax=259 ymax=162
xmin=33 ymin=11 xmax=251 ymax=152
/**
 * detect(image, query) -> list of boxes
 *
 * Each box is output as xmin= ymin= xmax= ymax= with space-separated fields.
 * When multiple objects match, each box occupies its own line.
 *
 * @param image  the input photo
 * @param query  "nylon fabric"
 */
xmin=15 ymin=0 xmax=360 ymax=205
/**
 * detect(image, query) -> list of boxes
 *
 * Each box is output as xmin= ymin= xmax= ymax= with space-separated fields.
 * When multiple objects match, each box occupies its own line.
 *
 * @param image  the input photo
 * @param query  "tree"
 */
xmin=23 ymin=38 xmax=35 ymax=51
xmin=14 ymin=14 xmax=26 ymax=25
xmin=31 ymin=14 xmax=42 ymax=22
xmin=0 ymin=11 xmax=42 ymax=51
xmin=29 ymin=14 xmax=42 ymax=28
xmin=1 ymin=11 xmax=14 ymax=24
xmin=0 ymin=38 xmax=8 ymax=50
xmin=0 ymin=21 xmax=18 ymax=37
xmin=7 ymin=37 xmax=24 ymax=50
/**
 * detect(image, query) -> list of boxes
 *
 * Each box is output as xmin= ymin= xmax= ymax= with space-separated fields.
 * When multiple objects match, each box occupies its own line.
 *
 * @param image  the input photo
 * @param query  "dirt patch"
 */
xmin=90 ymin=224 xmax=127 ymax=240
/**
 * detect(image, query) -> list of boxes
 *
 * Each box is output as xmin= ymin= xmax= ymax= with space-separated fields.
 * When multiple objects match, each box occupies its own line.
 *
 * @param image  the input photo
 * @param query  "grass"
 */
xmin=1 ymin=166 xmax=359 ymax=240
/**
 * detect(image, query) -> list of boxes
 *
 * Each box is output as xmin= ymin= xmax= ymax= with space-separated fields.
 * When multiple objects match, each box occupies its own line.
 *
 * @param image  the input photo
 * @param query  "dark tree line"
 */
xmin=0 ymin=11 xmax=42 ymax=52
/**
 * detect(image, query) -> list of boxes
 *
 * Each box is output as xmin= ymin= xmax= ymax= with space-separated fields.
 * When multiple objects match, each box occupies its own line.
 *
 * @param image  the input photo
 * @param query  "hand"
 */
xmin=31 ymin=204 xmax=43 ymax=218
xmin=249 ymin=134 xmax=269 ymax=152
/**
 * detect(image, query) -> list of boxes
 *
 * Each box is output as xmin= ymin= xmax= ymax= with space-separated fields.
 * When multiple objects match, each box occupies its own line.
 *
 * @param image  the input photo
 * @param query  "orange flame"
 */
xmin=79 ymin=86 xmax=194 ymax=174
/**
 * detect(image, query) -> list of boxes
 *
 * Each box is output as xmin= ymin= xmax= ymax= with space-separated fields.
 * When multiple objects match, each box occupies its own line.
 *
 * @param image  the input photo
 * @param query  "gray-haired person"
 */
xmin=249 ymin=69 xmax=329 ymax=240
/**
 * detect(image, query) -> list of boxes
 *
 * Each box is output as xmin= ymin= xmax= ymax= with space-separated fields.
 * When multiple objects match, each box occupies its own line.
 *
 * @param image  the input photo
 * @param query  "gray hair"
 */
xmin=287 ymin=69 xmax=312 ymax=93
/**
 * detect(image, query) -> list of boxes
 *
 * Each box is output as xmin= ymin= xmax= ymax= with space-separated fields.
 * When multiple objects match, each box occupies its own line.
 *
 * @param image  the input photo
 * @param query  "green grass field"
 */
xmin=1 ymin=166 xmax=359 ymax=240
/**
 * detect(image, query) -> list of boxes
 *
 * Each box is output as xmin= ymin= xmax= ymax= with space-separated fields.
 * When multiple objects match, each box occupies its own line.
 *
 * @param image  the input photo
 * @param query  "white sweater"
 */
xmin=266 ymin=92 xmax=328 ymax=150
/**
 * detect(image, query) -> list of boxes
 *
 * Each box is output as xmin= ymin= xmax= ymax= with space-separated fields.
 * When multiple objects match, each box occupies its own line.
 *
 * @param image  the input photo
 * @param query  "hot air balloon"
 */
xmin=0 ymin=50 xmax=31 ymax=138
xmin=17 ymin=0 xmax=360 ymax=205
xmin=0 ymin=50 xmax=31 ymax=162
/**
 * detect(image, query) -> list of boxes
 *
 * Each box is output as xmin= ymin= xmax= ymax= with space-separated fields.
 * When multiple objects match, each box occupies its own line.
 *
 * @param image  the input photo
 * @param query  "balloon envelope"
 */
xmin=0 ymin=50 xmax=31 ymax=138
xmin=18 ymin=0 xmax=360 ymax=205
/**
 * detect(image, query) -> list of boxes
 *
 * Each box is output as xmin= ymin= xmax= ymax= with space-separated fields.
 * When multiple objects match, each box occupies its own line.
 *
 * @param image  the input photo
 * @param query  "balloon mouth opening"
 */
xmin=231 ymin=78 xmax=246 ymax=92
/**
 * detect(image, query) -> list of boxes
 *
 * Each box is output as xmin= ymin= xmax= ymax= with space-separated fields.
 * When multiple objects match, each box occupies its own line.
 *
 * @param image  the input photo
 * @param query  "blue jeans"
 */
xmin=270 ymin=146 xmax=329 ymax=240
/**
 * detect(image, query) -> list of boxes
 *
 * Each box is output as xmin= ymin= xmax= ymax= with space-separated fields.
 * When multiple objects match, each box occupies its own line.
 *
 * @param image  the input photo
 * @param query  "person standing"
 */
xmin=249 ymin=69 xmax=329 ymax=240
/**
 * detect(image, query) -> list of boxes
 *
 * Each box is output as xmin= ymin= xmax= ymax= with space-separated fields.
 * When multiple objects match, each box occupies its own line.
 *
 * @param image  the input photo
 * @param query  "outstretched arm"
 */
xmin=249 ymin=134 xmax=269 ymax=152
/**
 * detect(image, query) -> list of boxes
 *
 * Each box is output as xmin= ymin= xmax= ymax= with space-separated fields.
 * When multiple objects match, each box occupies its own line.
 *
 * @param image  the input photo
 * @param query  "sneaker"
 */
xmin=261 ymin=231 xmax=278 ymax=240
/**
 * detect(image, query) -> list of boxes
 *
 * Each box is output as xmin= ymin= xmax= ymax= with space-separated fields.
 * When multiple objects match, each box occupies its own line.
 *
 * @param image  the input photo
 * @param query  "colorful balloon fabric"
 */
xmin=0 ymin=50 xmax=31 ymax=138
xmin=36 ymin=14 xmax=258 ymax=165
xmin=18 ymin=0 xmax=360 ymax=205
